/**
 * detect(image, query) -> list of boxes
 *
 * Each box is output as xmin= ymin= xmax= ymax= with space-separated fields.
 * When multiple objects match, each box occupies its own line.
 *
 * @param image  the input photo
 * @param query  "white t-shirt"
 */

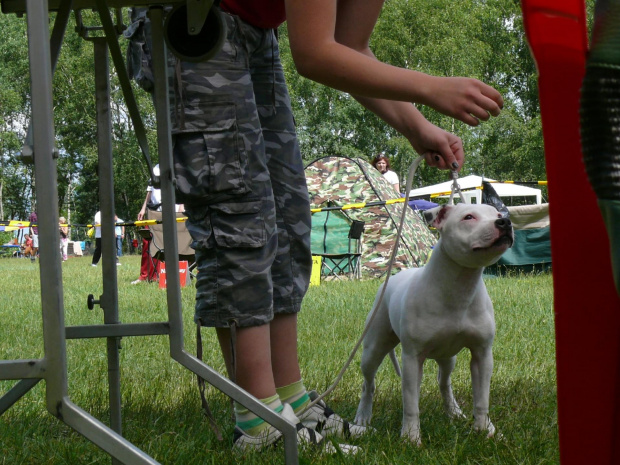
xmin=146 ymin=164 xmax=184 ymax=213
xmin=147 ymin=164 xmax=162 ymax=210
xmin=383 ymin=170 xmax=399 ymax=187
xmin=94 ymin=211 xmax=101 ymax=238
xmin=115 ymin=219 xmax=124 ymax=237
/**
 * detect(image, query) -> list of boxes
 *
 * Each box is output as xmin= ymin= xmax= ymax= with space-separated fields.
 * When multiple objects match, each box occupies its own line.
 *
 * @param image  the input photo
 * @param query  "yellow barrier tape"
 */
xmin=430 ymin=191 xmax=453 ymax=198
xmin=342 ymin=202 xmax=366 ymax=210
xmin=0 ymin=217 xmax=189 ymax=230
xmin=4 ymin=180 xmax=547 ymax=229
xmin=385 ymin=198 xmax=406 ymax=205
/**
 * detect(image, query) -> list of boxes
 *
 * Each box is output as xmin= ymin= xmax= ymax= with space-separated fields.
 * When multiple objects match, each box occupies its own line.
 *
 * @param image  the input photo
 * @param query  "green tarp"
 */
xmin=310 ymin=209 xmax=359 ymax=274
xmin=487 ymin=203 xmax=552 ymax=274
xmin=311 ymin=209 xmax=352 ymax=255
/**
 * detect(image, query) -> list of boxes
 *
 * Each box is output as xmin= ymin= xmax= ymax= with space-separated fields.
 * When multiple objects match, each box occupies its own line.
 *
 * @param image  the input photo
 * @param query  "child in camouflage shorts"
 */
xmin=169 ymin=10 xmax=365 ymax=452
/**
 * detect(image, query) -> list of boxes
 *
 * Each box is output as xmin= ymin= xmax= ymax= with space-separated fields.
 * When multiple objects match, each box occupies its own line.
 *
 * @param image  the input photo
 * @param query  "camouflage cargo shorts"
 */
xmin=170 ymin=11 xmax=312 ymax=328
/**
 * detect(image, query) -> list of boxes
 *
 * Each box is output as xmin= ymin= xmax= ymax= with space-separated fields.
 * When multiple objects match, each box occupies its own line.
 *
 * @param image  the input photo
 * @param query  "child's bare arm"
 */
xmin=285 ymin=0 xmax=502 ymax=166
xmin=286 ymin=0 xmax=502 ymax=120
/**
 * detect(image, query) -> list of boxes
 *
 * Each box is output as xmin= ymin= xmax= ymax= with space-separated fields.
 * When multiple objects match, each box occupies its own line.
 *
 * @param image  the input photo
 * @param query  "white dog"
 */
xmin=354 ymin=203 xmax=513 ymax=445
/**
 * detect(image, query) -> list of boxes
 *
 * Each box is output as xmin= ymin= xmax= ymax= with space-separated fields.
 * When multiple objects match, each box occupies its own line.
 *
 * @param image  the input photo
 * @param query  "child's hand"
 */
xmin=409 ymin=120 xmax=464 ymax=171
xmin=424 ymin=76 xmax=503 ymax=127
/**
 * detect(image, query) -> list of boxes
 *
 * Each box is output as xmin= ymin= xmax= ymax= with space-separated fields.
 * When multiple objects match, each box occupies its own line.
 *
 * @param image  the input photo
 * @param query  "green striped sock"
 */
xmin=276 ymin=380 xmax=310 ymax=415
xmin=234 ymin=394 xmax=283 ymax=436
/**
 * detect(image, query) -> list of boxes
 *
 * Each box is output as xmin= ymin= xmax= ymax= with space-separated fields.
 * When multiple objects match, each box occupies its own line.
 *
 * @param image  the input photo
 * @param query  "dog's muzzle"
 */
xmin=493 ymin=218 xmax=514 ymax=247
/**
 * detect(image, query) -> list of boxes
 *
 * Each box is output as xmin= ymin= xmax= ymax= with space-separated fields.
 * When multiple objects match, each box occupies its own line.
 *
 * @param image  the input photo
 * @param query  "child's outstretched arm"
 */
xmin=285 ymin=0 xmax=503 ymax=166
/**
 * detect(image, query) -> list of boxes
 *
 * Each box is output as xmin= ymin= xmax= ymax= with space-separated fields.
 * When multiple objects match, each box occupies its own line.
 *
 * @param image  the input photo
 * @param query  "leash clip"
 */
xmin=449 ymin=170 xmax=467 ymax=205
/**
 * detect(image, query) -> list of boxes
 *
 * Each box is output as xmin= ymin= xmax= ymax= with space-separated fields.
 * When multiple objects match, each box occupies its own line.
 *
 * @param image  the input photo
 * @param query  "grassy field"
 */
xmin=0 ymin=255 xmax=558 ymax=464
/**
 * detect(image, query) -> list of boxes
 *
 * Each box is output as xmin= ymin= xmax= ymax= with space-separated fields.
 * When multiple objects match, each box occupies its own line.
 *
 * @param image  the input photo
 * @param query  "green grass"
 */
xmin=0 ymin=255 xmax=558 ymax=464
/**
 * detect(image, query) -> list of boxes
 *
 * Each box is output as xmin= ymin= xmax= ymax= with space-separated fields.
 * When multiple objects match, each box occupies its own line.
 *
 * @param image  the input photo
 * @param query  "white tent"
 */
xmin=408 ymin=175 xmax=542 ymax=204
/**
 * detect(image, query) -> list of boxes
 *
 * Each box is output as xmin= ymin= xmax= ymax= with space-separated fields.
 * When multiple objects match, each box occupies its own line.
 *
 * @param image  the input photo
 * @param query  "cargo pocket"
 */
xmin=123 ymin=8 xmax=154 ymax=93
xmin=173 ymin=102 xmax=249 ymax=203
xmin=184 ymin=207 xmax=213 ymax=251
xmin=210 ymin=200 xmax=266 ymax=248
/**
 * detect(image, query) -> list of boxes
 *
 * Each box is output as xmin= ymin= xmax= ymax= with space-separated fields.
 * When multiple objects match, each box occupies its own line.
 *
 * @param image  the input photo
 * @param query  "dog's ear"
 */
xmin=424 ymin=205 xmax=452 ymax=230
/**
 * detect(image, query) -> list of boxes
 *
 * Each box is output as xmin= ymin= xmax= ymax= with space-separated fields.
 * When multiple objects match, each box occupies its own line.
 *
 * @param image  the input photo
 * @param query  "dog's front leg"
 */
xmin=400 ymin=347 xmax=425 ymax=446
xmin=436 ymin=356 xmax=465 ymax=420
xmin=470 ymin=345 xmax=496 ymax=437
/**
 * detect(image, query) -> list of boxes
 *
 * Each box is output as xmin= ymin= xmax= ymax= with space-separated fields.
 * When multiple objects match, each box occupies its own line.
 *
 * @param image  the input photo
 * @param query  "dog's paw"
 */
xmin=445 ymin=405 xmax=466 ymax=421
xmin=473 ymin=417 xmax=496 ymax=438
xmin=353 ymin=409 xmax=373 ymax=427
xmin=400 ymin=427 xmax=422 ymax=447
xmin=350 ymin=422 xmax=377 ymax=437
xmin=481 ymin=423 xmax=503 ymax=441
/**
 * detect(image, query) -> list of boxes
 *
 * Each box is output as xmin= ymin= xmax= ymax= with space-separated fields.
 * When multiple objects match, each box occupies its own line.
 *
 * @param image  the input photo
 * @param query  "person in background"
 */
xmin=114 ymin=214 xmax=125 ymax=265
xmin=59 ymin=217 xmax=69 ymax=262
xmin=371 ymin=153 xmax=400 ymax=193
xmin=22 ymin=234 xmax=34 ymax=258
xmin=28 ymin=209 xmax=38 ymax=263
xmin=132 ymin=164 xmax=184 ymax=284
xmin=91 ymin=210 xmax=102 ymax=267
xmin=132 ymin=165 xmax=162 ymax=284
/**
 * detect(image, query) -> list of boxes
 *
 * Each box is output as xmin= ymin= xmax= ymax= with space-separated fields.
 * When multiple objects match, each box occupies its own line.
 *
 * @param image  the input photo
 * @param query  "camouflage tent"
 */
xmin=305 ymin=156 xmax=436 ymax=278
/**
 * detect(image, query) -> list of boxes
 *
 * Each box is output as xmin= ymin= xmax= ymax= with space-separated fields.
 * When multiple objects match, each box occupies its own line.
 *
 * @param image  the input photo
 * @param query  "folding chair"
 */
xmin=314 ymin=220 xmax=364 ymax=281
xmin=142 ymin=210 xmax=196 ymax=280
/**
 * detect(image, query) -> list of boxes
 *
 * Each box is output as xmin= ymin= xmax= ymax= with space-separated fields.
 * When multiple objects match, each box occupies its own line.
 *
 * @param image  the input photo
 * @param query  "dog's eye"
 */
xmin=463 ymin=214 xmax=475 ymax=220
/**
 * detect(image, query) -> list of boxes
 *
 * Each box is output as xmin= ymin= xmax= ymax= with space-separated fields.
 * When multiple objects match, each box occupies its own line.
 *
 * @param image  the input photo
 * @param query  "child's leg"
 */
xmin=270 ymin=313 xmax=303 ymax=389
xmin=217 ymin=324 xmax=282 ymax=438
xmin=216 ymin=324 xmax=276 ymax=400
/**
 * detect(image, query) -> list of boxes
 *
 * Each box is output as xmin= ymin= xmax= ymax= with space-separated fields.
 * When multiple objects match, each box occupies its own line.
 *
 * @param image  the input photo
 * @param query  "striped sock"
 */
xmin=276 ymin=380 xmax=310 ymax=415
xmin=235 ymin=394 xmax=283 ymax=437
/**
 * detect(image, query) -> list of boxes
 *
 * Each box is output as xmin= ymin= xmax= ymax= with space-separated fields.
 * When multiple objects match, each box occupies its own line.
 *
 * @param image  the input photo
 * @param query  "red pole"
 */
xmin=521 ymin=1 xmax=620 ymax=463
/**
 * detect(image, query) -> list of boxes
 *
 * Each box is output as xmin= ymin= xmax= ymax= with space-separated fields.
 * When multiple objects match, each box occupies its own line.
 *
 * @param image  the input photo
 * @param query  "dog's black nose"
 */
xmin=495 ymin=218 xmax=512 ymax=230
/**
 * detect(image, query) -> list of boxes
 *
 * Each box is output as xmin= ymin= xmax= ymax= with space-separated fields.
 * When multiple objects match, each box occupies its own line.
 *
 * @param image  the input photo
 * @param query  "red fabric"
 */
xmin=220 ymin=0 xmax=286 ymax=29
xmin=139 ymin=236 xmax=159 ymax=281
xmin=522 ymin=1 xmax=620 ymax=463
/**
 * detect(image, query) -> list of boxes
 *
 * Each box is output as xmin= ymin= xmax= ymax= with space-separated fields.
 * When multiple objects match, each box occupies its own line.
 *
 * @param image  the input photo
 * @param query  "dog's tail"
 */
xmin=389 ymin=350 xmax=401 ymax=377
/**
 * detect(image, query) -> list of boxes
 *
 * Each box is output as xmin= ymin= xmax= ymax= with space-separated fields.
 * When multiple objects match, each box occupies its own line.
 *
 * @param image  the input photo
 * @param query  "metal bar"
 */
xmin=26 ymin=0 xmax=69 ymax=414
xmin=148 ymin=7 xmax=184 ymax=352
xmin=0 ymin=379 xmax=42 ymax=415
xmin=21 ymin=0 xmax=72 ymax=162
xmin=60 ymin=398 xmax=160 ymax=465
xmin=175 ymin=350 xmax=300 ymax=463
xmin=65 ymin=322 xmax=170 ymax=339
xmin=93 ymin=35 xmax=123 ymax=445
xmin=0 ymin=360 xmax=45 ymax=380
xmin=94 ymin=0 xmax=158 ymax=184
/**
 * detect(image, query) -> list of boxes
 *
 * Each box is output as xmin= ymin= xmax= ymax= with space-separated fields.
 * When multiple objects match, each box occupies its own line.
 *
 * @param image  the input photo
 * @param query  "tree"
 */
xmin=0 ymin=14 xmax=31 ymax=222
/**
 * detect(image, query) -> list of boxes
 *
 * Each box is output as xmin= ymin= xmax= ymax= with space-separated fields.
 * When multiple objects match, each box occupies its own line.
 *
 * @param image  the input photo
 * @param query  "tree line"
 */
xmin=0 ymin=0 xmax=592 ymax=239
